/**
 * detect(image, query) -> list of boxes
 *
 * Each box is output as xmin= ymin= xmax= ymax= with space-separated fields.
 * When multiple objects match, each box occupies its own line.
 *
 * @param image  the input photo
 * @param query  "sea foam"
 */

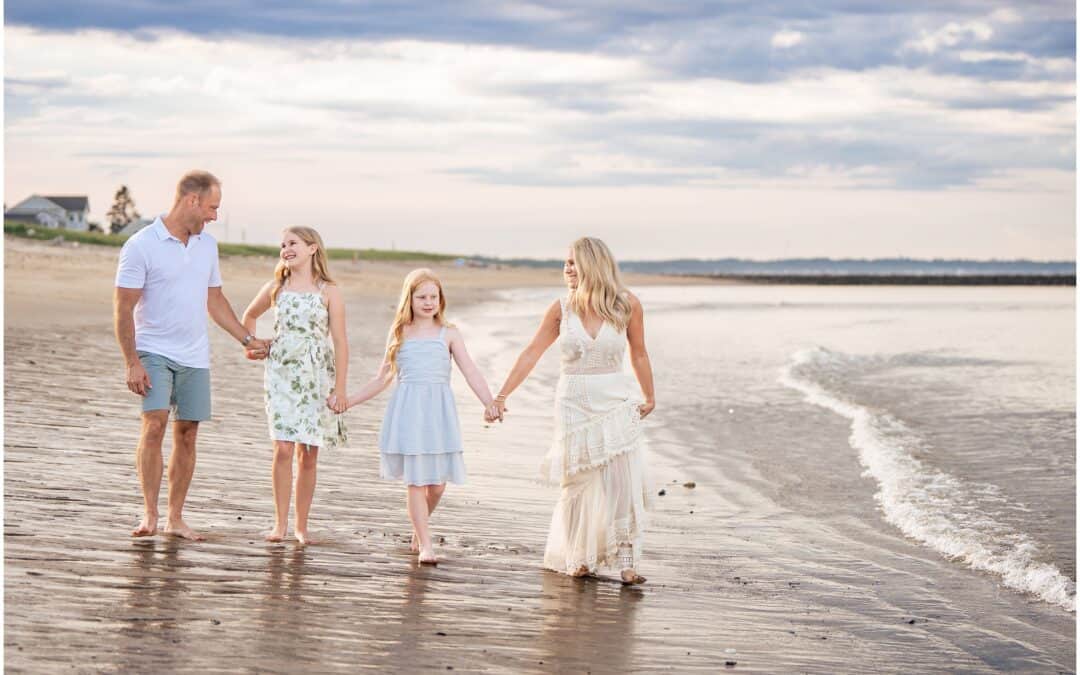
xmin=780 ymin=346 xmax=1076 ymax=612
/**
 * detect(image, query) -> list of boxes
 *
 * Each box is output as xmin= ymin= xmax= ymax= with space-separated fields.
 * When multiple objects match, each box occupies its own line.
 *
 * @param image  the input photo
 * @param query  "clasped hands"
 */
xmin=325 ymin=393 xmax=348 ymax=414
xmin=243 ymin=336 xmax=272 ymax=360
xmin=484 ymin=399 xmax=507 ymax=423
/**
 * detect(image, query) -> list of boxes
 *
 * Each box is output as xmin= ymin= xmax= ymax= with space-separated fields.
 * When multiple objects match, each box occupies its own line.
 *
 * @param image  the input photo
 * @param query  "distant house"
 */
xmin=4 ymin=195 xmax=91 ymax=231
xmin=119 ymin=216 xmax=154 ymax=236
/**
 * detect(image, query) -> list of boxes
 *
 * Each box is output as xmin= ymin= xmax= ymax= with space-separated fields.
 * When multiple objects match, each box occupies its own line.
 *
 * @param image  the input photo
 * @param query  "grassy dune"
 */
xmin=3 ymin=223 xmax=458 ymax=262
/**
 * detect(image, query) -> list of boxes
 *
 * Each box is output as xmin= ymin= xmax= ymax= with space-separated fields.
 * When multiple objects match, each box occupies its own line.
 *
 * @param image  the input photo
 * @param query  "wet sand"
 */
xmin=5 ymin=237 xmax=739 ymax=673
xmin=7 ymin=236 xmax=1071 ymax=673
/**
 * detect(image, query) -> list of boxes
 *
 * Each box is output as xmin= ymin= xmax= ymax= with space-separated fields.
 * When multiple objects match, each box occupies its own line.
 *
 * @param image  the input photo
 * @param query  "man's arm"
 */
xmin=208 ymin=286 xmax=269 ymax=353
xmin=114 ymin=287 xmax=151 ymax=396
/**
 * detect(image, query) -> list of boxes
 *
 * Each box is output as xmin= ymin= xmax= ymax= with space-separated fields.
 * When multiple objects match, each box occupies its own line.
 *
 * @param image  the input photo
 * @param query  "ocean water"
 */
xmin=465 ymin=284 xmax=1075 ymax=621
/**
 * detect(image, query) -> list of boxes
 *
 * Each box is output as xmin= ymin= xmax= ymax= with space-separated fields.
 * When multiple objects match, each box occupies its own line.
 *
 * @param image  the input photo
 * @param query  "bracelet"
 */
xmin=494 ymin=394 xmax=507 ymax=401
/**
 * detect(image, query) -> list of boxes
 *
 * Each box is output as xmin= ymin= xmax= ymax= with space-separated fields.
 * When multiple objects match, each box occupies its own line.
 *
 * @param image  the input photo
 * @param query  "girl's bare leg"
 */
xmin=294 ymin=444 xmax=319 ymax=544
xmin=407 ymin=486 xmax=436 ymax=563
xmin=411 ymin=483 xmax=446 ymax=552
xmin=266 ymin=441 xmax=294 ymax=542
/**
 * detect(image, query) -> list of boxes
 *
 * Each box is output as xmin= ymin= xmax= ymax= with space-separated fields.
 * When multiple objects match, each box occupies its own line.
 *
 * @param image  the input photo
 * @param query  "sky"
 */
xmin=3 ymin=1 xmax=1076 ymax=260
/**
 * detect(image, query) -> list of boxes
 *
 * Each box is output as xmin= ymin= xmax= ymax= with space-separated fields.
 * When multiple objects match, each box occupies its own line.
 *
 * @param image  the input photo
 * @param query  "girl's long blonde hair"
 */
xmin=569 ymin=236 xmax=632 ymax=332
xmin=271 ymin=227 xmax=334 ymax=304
xmin=386 ymin=268 xmax=448 ymax=374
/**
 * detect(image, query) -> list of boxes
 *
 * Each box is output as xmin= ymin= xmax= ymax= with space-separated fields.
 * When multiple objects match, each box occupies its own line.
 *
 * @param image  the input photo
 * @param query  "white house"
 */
xmin=4 ymin=195 xmax=90 ymax=231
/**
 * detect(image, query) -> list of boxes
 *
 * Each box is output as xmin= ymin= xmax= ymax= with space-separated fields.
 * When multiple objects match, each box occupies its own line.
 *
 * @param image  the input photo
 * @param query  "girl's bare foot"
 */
xmin=418 ymin=548 xmax=438 ymax=565
xmin=265 ymin=526 xmax=287 ymax=542
xmin=410 ymin=532 xmax=420 ymax=553
xmin=132 ymin=515 xmax=158 ymax=537
xmin=295 ymin=530 xmax=316 ymax=545
xmin=620 ymin=569 xmax=647 ymax=585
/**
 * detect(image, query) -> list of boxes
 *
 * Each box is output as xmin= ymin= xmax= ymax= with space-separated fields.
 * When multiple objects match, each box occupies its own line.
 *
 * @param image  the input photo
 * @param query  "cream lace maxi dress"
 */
xmin=264 ymin=283 xmax=347 ymax=450
xmin=541 ymin=297 xmax=650 ymax=574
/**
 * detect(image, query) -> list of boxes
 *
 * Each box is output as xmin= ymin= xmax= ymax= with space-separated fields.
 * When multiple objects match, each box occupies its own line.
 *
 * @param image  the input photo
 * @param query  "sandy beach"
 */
xmin=4 ymin=236 xmax=1075 ymax=673
xmin=4 ymin=237 xmax=737 ymax=673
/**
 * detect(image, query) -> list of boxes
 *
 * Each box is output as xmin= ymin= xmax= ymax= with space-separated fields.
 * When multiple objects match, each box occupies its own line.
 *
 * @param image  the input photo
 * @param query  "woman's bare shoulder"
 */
xmin=545 ymin=298 xmax=564 ymax=320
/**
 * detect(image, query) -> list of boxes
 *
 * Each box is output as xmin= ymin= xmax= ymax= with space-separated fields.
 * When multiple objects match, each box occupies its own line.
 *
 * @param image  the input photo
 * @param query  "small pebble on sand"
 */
xmin=683 ymin=481 xmax=696 ymax=488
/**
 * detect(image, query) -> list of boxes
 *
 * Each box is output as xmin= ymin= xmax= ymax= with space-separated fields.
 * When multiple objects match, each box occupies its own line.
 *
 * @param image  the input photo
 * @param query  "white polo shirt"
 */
xmin=115 ymin=216 xmax=223 ymax=368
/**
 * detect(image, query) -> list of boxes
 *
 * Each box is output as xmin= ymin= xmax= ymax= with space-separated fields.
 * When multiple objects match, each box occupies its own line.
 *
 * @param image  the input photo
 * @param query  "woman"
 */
xmin=491 ymin=237 xmax=655 ymax=584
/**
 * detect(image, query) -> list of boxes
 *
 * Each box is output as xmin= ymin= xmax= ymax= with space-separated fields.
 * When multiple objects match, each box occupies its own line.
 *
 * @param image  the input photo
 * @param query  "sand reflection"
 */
xmin=116 ymin=539 xmax=190 ymax=671
xmin=539 ymin=571 xmax=642 ymax=670
xmin=253 ymin=546 xmax=315 ymax=661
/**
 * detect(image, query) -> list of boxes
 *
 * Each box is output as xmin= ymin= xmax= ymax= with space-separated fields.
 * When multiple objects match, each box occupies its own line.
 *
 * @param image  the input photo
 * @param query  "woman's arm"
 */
xmin=447 ymin=326 xmax=495 ymax=408
xmin=625 ymin=292 xmax=656 ymax=418
xmin=492 ymin=299 xmax=562 ymax=418
xmin=325 ymin=285 xmax=349 ymax=413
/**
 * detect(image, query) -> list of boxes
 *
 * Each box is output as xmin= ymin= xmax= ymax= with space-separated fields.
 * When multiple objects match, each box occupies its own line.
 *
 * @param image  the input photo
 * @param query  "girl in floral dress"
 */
xmin=242 ymin=227 xmax=348 ymax=545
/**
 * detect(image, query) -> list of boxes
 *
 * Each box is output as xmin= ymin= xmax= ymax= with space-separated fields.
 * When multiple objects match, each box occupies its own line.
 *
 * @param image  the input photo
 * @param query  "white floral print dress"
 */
xmin=264 ymin=284 xmax=347 ymax=449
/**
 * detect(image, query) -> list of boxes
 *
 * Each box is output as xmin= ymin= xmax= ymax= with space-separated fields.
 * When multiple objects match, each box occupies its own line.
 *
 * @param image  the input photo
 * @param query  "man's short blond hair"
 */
xmin=175 ymin=170 xmax=221 ymax=203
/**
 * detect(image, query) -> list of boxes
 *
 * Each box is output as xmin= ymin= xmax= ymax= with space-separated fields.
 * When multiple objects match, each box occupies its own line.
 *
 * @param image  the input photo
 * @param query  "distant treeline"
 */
xmin=617 ymin=257 xmax=1077 ymax=277
xmin=468 ymin=255 xmax=1076 ymax=278
xmin=700 ymin=273 xmax=1075 ymax=286
xmin=7 ymin=223 xmax=1073 ymax=283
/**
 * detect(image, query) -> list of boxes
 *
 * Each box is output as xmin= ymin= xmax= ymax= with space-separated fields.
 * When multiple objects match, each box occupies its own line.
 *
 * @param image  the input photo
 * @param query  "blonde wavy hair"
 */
xmin=569 ymin=236 xmax=632 ymax=332
xmin=386 ymin=268 xmax=448 ymax=374
xmin=271 ymin=227 xmax=334 ymax=304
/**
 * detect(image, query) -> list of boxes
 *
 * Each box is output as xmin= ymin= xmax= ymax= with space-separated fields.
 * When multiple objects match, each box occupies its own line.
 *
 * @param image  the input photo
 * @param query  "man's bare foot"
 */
xmin=418 ymin=548 xmax=438 ymax=565
xmin=295 ymin=530 xmax=316 ymax=545
xmin=570 ymin=565 xmax=592 ymax=578
xmin=620 ymin=569 xmax=647 ymax=585
xmin=163 ymin=520 xmax=206 ymax=541
xmin=131 ymin=515 xmax=158 ymax=538
xmin=265 ymin=526 xmax=287 ymax=543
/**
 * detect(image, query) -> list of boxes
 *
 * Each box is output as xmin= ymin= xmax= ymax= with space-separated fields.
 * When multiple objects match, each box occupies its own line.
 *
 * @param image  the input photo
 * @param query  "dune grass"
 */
xmin=4 ymin=222 xmax=459 ymax=262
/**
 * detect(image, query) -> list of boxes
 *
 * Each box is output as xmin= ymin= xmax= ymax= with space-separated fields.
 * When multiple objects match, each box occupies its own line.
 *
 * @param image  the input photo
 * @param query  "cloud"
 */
xmin=2 ymin=4 xmax=1075 ymax=258
xmin=771 ymin=29 xmax=804 ymax=49
xmin=903 ymin=19 xmax=994 ymax=54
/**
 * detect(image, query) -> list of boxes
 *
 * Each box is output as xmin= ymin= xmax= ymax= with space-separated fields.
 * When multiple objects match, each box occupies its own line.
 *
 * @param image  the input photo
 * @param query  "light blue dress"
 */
xmin=379 ymin=326 xmax=466 ymax=486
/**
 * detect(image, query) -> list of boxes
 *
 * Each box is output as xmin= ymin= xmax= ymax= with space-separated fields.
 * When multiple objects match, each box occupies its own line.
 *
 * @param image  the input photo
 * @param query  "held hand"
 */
xmin=330 ymin=391 xmax=349 ymax=414
xmin=245 ymin=337 xmax=271 ymax=360
xmin=637 ymin=399 xmax=655 ymax=419
xmin=483 ymin=403 xmax=502 ymax=423
xmin=493 ymin=399 xmax=507 ymax=422
xmin=126 ymin=362 xmax=152 ymax=397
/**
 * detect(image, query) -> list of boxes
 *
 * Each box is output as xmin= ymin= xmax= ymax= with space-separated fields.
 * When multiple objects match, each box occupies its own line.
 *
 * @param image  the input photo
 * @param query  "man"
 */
xmin=114 ymin=170 xmax=269 ymax=540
